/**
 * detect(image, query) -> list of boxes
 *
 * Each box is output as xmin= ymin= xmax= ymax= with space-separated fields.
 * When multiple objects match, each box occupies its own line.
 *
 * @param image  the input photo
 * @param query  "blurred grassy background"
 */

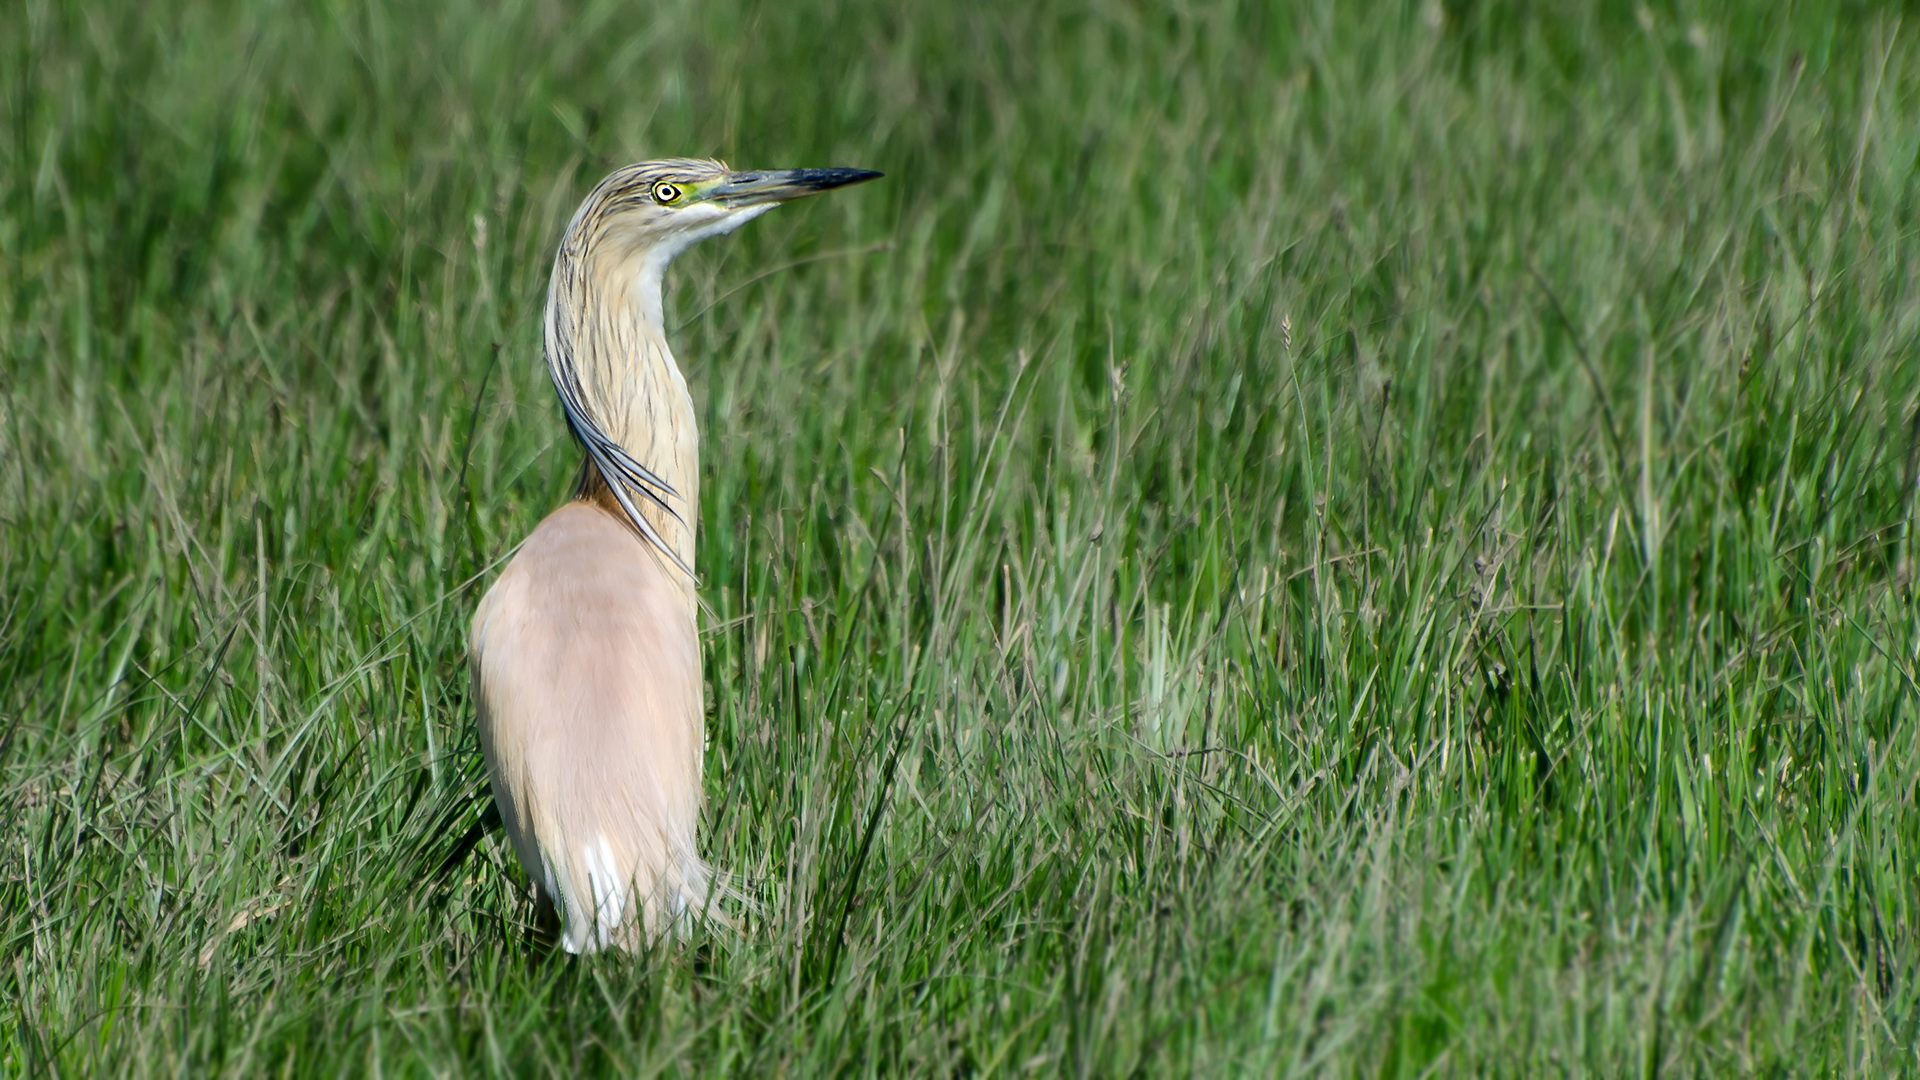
xmin=3 ymin=0 xmax=1918 ymax=1073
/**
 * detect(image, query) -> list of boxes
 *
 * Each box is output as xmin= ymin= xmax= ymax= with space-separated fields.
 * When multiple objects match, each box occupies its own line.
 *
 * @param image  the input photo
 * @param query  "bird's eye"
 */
xmin=652 ymin=181 xmax=682 ymax=204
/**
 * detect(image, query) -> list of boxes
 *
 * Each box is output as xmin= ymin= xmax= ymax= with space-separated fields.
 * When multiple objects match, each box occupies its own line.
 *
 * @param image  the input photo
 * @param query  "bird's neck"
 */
xmin=553 ymin=244 xmax=701 ymax=581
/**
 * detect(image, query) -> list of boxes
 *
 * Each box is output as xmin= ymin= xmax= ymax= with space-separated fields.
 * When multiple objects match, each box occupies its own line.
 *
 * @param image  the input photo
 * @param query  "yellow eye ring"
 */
xmin=652 ymin=181 xmax=682 ymax=204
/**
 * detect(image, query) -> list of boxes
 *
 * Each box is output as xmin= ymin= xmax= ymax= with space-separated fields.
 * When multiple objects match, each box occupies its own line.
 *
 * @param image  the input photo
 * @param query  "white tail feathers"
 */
xmin=551 ymin=834 xmax=722 ymax=953
xmin=574 ymin=836 xmax=627 ymax=953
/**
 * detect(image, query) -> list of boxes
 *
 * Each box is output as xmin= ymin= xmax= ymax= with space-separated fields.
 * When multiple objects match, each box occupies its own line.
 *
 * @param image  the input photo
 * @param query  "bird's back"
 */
xmin=469 ymin=500 xmax=707 ymax=951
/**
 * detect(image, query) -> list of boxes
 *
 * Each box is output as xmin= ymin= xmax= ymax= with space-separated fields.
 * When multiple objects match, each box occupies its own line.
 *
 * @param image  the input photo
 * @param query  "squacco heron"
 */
xmin=470 ymin=158 xmax=880 ymax=952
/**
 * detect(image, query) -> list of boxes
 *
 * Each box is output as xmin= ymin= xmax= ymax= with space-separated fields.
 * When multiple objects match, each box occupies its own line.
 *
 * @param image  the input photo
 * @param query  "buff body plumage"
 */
xmin=471 ymin=500 xmax=705 ymax=949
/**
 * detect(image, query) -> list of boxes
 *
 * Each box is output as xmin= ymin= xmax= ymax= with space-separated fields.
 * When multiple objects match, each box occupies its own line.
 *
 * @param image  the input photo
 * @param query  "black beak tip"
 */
xmin=811 ymin=167 xmax=884 ymax=190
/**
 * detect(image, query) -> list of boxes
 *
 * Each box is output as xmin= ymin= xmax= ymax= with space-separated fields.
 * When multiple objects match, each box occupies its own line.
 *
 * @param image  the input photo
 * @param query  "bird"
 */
xmin=469 ymin=158 xmax=881 ymax=953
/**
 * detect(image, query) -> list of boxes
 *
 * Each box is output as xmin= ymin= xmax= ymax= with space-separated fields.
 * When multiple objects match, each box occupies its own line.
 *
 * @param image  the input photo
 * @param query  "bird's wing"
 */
xmin=470 ymin=501 xmax=709 ymax=951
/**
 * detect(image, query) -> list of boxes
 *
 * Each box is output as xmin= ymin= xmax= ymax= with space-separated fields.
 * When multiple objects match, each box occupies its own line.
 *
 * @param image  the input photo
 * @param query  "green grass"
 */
xmin=3 ymin=0 xmax=1918 ymax=1073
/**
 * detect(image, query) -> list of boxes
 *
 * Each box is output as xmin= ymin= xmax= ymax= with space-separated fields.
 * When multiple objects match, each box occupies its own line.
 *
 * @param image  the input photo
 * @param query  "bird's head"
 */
xmin=569 ymin=157 xmax=882 ymax=268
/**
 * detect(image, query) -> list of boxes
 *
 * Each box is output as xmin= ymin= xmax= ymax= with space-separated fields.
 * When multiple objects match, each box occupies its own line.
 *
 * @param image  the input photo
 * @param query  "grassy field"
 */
xmin=3 ymin=0 xmax=1918 ymax=1073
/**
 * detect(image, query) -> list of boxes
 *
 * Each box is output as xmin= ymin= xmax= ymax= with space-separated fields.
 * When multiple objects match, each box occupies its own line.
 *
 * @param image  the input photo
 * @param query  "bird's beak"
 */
xmin=708 ymin=167 xmax=883 ymax=208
